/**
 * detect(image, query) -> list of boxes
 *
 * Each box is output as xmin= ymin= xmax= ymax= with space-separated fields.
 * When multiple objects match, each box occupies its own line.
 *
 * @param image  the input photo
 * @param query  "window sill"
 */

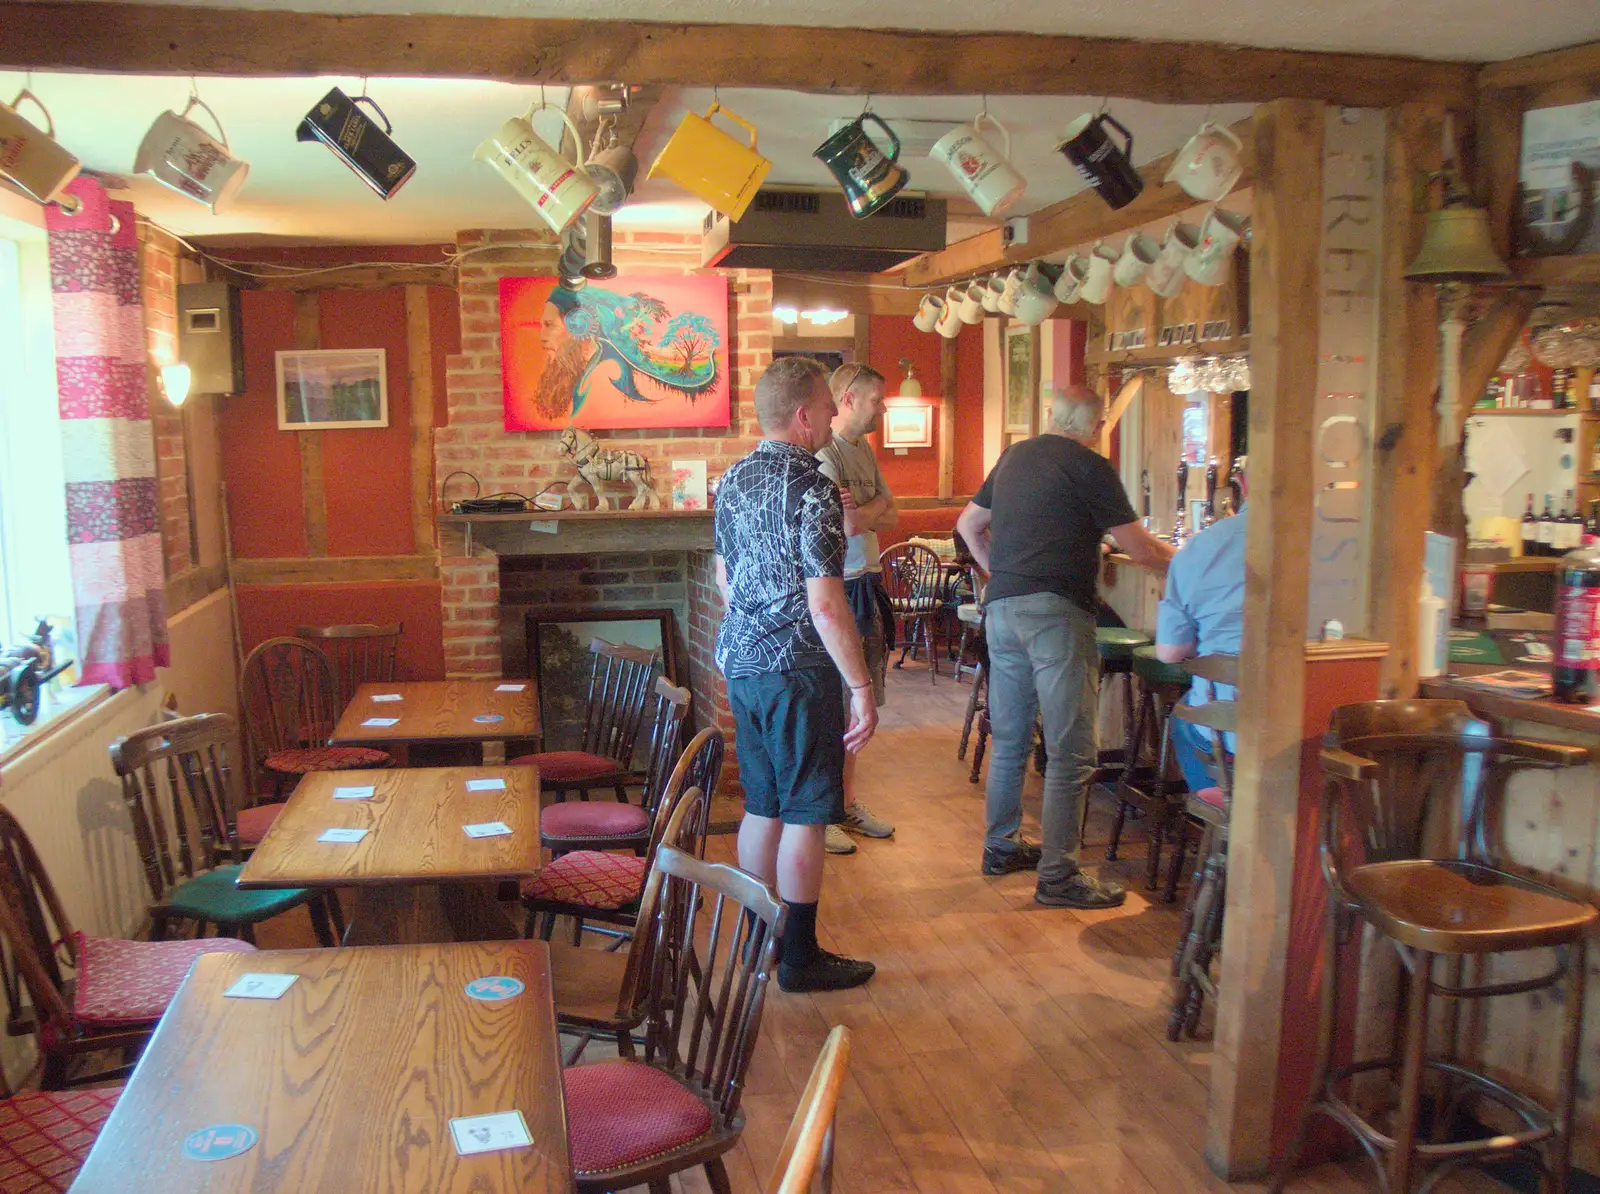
xmin=0 ymin=683 xmax=113 ymax=772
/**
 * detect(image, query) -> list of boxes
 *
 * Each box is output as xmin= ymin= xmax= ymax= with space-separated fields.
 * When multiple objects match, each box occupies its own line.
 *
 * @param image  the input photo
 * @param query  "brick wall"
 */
xmin=138 ymin=221 xmax=192 ymax=577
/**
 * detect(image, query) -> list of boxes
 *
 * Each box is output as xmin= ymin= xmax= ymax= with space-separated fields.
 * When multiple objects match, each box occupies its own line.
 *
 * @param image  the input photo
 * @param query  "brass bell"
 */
xmin=1404 ymin=186 xmax=1509 ymax=282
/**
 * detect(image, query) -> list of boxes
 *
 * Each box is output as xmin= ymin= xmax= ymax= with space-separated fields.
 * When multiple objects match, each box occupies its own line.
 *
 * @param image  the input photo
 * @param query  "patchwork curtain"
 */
xmin=45 ymin=176 xmax=169 ymax=687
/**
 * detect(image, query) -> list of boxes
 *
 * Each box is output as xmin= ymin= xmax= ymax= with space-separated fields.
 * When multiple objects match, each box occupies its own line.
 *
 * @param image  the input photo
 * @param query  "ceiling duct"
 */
xmin=701 ymin=187 xmax=947 ymax=273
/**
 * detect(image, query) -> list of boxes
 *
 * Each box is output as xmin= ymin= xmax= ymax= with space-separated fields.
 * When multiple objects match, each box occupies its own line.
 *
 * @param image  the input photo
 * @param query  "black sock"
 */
xmin=781 ymin=901 xmax=820 ymax=969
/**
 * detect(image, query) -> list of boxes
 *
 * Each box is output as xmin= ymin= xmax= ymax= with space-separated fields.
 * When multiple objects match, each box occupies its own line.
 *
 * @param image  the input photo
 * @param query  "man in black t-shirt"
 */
xmin=956 ymin=386 xmax=1173 ymax=908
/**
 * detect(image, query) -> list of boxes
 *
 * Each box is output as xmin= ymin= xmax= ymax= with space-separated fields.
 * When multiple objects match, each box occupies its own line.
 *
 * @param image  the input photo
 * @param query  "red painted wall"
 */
xmin=865 ymin=315 xmax=986 ymax=499
xmin=236 ymin=581 xmax=446 ymax=680
xmin=225 ymin=290 xmax=308 ymax=558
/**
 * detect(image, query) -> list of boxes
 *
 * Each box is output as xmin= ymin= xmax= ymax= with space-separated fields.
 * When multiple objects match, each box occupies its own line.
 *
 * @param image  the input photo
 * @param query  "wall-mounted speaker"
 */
xmin=176 ymin=282 xmax=245 ymax=396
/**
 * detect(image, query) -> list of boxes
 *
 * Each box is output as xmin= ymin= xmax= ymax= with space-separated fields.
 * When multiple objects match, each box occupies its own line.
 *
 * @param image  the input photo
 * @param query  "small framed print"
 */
xmin=276 ymin=348 xmax=388 ymax=430
xmin=881 ymin=402 xmax=934 ymax=450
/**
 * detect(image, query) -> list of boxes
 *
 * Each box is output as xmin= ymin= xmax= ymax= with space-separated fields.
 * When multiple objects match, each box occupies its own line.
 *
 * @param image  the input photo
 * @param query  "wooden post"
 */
xmin=292 ymin=292 xmax=327 ymax=557
xmin=405 ymin=285 xmax=436 ymax=556
xmin=939 ymin=335 xmax=957 ymax=499
xmin=1207 ymin=98 xmax=1324 ymax=1180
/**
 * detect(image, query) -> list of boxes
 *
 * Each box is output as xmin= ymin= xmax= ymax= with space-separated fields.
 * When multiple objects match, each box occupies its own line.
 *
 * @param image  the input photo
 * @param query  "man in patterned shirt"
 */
xmin=715 ymin=356 xmax=879 ymax=992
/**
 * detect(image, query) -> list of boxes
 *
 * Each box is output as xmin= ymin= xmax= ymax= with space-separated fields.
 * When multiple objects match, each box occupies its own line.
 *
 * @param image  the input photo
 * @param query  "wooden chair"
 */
xmin=540 ymin=677 xmax=692 ymax=857
xmin=110 ymin=716 xmax=338 ymax=947
xmin=0 ymin=1084 xmax=122 ymax=1191
xmin=0 ymin=806 xmax=255 ymax=1089
xmin=767 ymin=1026 xmax=852 ymax=1194
xmin=238 ymin=637 xmax=389 ymax=797
xmin=523 ymin=726 xmax=726 ymax=945
xmin=1160 ymin=653 xmax=1241 ymax=903
xmin=1271 ymin=700 xmax=1595 ymax=1194
xmin=561 ymin=842 xmax=786 ymax=1194
xmin=879 ymin=542 xmax=944 ymax=683
xmin=510 ymin=639 xmax=660 ymax=800
xmin=547 ymin=783 xmax=710 ymax=1065
xmin=293 ymin=622 xmax=402 ymax=709
xmin=1105 ymin=645 xmax=1191 ymax=885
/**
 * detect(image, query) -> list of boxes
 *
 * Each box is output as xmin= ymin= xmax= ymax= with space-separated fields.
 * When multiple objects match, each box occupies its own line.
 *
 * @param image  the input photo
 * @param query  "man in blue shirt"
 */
xmin=1154 ymin=463 xmax=1246 ymax=789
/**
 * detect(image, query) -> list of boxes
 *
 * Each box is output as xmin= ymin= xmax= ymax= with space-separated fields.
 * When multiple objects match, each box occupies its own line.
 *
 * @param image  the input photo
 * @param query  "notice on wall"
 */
xmin=1519 ymin=100 xmax=1600 ymax=255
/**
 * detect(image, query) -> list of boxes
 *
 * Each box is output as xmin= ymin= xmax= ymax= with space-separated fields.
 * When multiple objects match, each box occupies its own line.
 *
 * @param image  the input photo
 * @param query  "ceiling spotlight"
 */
xmin=585 ymin=123 xmax=638 ymax=216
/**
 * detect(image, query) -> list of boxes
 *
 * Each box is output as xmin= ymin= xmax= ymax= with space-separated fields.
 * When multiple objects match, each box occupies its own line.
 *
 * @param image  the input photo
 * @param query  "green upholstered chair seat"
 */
xmin=1133 ymin=644 xmax=1192 ymax=688
xmin=164 ymin=866 xmax=309 ymax=924
xmin=1096 ymin=627 xmax=1152 ymax=664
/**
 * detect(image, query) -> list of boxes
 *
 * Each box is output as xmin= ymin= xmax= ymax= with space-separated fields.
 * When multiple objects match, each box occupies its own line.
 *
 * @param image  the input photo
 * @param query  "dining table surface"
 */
xmin=328 ymin=679 xmax=541 ymax=748
xmin=68 ymin=941 xmax=573 ymax=1194
xmin=236 ymin=765 xmax=542 ymax=945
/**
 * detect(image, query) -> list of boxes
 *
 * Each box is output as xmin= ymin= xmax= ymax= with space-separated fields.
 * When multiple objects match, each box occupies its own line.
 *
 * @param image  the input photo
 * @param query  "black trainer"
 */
xmin=778 ymin=948 xmax=876 ymax=993
xmin=982 ymin=840 xmax=1043 ymax=876
xmin=1035 ymin=871 xmax=1127 ymax=909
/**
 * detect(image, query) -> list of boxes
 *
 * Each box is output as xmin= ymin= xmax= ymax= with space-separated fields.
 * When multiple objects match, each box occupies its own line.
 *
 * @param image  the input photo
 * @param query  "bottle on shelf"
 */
xmin=1523 ymin=493 xmax=1540 ymax=556
xmin=1539 ymin=494 xmax=1557 ymax=556
xmin=1554 ymin=367 xmax=1574 ymax=409
xmin=1561 ymin=490 xmax=1581 ymax=552
xmin=1589 ymin=433 xmax=1600 ymax=478
xmin=1589 ymin=370 xmax=1600 ymax=413
xmin=1585 ymin=501 xmax=1600 ymax=547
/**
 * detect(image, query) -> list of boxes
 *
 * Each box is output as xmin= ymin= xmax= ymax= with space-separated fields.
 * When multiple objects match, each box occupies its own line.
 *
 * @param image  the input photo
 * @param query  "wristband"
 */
xmin=849 ymin=681 xmax=872 ymax=691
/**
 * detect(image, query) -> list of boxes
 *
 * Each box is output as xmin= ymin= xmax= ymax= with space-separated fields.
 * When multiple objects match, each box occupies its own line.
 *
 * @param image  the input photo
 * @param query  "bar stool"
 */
xmin=1106 ymin=645 xmax=1192 ymax=888
xmin=1271 ymin=699 xmax=1595 ymax=1194
xmin=1080 ymin=628 xmax=1151 ymax=834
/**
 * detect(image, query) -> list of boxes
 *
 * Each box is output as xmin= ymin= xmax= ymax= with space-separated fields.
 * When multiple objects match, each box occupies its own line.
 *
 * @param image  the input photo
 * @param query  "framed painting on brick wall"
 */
xmin=500 ymin=275 xmax=731 ymax=432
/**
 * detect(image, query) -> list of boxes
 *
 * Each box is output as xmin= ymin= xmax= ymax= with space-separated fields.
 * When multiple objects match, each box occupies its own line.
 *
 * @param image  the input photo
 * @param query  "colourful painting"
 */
xmin=669 ymin=460 xmax=709 ymax=510
xmin=500 ymin=275 xmax=730 ymax=431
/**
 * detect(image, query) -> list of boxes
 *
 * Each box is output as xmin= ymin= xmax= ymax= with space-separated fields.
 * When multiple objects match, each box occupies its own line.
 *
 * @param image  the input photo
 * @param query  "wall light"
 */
xmin=773 ymin=305 xmax=800 ymax=325
xmin=161 ymin=362 xmax=192 ymax=407
xmin=897 ymin=358 xmax=923 ymax=397
xmin=801 ymin=308 xmax=850 ymax=326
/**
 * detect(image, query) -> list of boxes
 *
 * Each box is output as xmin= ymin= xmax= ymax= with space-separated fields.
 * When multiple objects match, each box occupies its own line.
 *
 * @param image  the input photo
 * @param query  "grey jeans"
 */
xmin=983 ymin=592 xmax=1098 ymax=883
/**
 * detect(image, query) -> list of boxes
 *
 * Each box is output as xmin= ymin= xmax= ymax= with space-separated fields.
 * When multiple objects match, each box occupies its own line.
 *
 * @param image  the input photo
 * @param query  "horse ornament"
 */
xmin=557 ymin=427 xmax=661 ymax=511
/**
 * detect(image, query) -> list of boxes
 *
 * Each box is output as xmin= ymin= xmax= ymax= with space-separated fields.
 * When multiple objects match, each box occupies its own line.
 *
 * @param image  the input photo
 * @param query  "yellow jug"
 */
xmin=647 ymin=103 xmax=772 ymax=222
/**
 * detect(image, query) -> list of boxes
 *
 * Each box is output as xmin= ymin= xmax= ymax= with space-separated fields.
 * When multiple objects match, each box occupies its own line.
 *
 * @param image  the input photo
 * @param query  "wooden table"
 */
xmin=69 ymin=942 xmax=573 ymax=1194
xmin=237 ymin=766 xmax=542 ymax=945
xmin=329 ymin=680 xmax=541 ymax=763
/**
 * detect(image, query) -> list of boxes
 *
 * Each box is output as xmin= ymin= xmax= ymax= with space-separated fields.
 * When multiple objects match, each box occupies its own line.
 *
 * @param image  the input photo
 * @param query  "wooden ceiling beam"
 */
xmin=0 ymin=2 xmax=1475 ymax=108
xmin=1478 ymin=39 xmax=1600 ymax=91
xmin=899 ymin=117 xmax=1255 ymax=289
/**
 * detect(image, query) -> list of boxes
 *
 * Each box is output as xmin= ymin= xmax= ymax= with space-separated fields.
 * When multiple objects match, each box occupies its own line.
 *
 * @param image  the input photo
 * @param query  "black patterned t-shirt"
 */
xmin=714 ymin=439 xmax=845 ymax=678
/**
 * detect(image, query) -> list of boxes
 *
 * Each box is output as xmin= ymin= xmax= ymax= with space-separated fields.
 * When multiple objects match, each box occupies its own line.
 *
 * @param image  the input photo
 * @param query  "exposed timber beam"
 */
xmin=0 ymin=3 xmax=1475 ymax=107
xmin=1478 ymin=39 xmax=1600 ymax=90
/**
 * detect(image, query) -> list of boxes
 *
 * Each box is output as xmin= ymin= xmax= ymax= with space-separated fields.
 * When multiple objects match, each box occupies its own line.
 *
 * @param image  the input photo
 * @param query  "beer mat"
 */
xmin=1446 ymin=669 xmax=1553 ymax=698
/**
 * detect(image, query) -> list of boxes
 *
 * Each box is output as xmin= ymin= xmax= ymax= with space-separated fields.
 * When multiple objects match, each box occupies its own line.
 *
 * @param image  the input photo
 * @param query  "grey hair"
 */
xmin=755 ymin=356 xmax=828 ymax=434
xmin=1046 ymin=386 xmax=1102 ymax=439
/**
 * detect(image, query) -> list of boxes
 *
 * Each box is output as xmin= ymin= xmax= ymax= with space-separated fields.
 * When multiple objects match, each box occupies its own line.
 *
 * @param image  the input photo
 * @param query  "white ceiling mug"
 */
xmin=929 ymin=112 xmax=1027 ymax=218
xmin=0 ymin=90 xmax=81 ymax=209
xmin=474 ymin=102 xmax=598 ymax=235
xmin=979 ymin=273 xmax=1007 ymax=313
xmin=913 ymin=292 xmax=946 ymax=333
xmin=1164 ymin=120 xmax=1245 ymax=203
xmin=1145 ymin=221 xmax=1200 ymax=298
xmin=1054 ymin=254 xmax=1088 ymax=303
xmin=1013 ymin=262 xmax=1059 ymax=326
xmin=1077 ymin=241 xmax=1119 ymax=305
xmin=957 ymin=282 xmax=985 ymax=324
xmin=998 ymin=266 xmax=1025 ymax=316
xmin=1185 ymin=207 xmax=1249 ymax=287
xmin=936 ymin=288 xmax=965 ymax=338
xmin=133 ymin=97 xmax=250 ymax=214
xmin=1112 ymin=233 xmax=1159 ymax=288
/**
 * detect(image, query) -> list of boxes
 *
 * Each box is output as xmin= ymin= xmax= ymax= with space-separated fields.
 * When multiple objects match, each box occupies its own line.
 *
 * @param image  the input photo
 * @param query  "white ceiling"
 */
xmin=105 ymin=0 xmax=1600 ymax=61
xmin=0 ymin=70 xmax=1253 ymax=245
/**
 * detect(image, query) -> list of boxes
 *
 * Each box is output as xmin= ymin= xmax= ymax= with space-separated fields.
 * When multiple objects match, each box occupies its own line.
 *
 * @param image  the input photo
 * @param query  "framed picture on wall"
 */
xmin=524 ymin=607 xmax=681 ymax=753
xmin=881 ymin=401 xmax=934 ymax=450
xmin=275 ymin=349 xmax=388 ymax=430
xmin=1004 ymin=326 xmax=1035 ymax=434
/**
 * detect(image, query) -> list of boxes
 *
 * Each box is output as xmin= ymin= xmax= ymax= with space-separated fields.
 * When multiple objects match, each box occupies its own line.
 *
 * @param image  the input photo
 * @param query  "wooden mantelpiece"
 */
xmin=441 ymin=509 xmax=714 ymax=556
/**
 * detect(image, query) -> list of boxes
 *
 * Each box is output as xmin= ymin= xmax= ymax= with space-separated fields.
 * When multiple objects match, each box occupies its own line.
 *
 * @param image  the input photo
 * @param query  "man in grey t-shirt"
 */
xmin=815 ymin=364 xmax=898 ymax=854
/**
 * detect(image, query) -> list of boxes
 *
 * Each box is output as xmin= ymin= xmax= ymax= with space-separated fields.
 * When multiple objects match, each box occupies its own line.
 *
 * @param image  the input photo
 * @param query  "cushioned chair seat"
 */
xmin=1096 ymin=628 xmax=1152 ymax=663
xmin=265 ymin=746 xmax=390 ymax=774
xmin=234 ymin=803 xmax=283 ymax=845
xmin=71 ymin=932 xmax=256 ymax=1027
xmin=164 ymin=866 xmax=311 ymax=924
xmin=563 ymin=1060 xmax=713 ymax=1177
xmin=1195 ymin=787 xmax=1225 ymax=810
xmin=541 ymin=801 xmax=649 ymax=840
xmin=1132 ymin=644 xmax=1191 ymax=688
xmin=523 ymin=852 xmax=647 ymax=910
xmin=509 ymin=750 xmax=627 ymax=785
xmin=0 ymin=1087 xmax=121 ymax=1194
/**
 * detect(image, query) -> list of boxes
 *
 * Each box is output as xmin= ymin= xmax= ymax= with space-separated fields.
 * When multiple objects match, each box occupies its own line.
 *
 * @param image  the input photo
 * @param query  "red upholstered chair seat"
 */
xmin=235 ymin=803 xmax=283 ymax=845
xmin=0 ymin=1087 xmax=121 ymax=1194
xmin=563 ymin=1061 xmax=713 ymax=1178
xmin=265 ymin=746 xmax=390 ymax=774
xmin=510 ymin=750 xmax=626 ymax=784
xmin=1196 ymin=787 xmax=1225 ymax=809
xmin=541 ymin=801 xmax=649 ymax=840
xmin=522 ymin=852 xmax=647 ymax=910
xmin=71 ymin=932 xmax=256 ymax=1027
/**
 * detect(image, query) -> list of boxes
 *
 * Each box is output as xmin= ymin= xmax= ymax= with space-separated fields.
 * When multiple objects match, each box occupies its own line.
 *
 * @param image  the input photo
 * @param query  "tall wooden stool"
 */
xmin=1081 ymin=628 xmax=1151 ymax=836
xmin=1106 ymin=645 xmax=1191 ymax=887
xmin=1271 ymin=699 xmax=1596 ymax=1194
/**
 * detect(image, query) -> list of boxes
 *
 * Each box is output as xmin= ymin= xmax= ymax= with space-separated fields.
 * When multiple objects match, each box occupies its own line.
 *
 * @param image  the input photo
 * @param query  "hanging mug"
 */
xmin=296 ymin=87 xmax=416 ymax=200
xmin=930 ymin=112 xmax=1026 ymax=218
xmin=1185 ymin=207 xmax=1249 ymax=287
xmin=913 ymin=292 xmax=946 ymax=333
xmin=1164 ymin=120 xmax=1244 ymax=202
xmin=936 ymin=289 xmax=965 ymax=339
xmin=1013 ymin=262 xmax=1059 ymax=326
xmin=475 ymin=102 xmax=598 ymax=235
xmin=1145 ymin=221 xmax=1200 ymax=298
xmin=1056 ymin=112 xmax=1143 ymax=210
xmin=979 ymin=273 xmax=1007 ymax=314
xmin=647 ymin=102 xmax=772 ymax=222
xmin=998 ymin=267 xmax=1025 ymax=316
xmin=1077 ymin=242 xmax=1120 ymax=305
xmin=135 ymin=96 xmax=250 ymax=213
xmin=814 ymin=112 xmax=907 ymax=219
xmin=1054 ymin=254 xmax=1088 ymax=303
xmin=1113 ymin=233 xmax=1159 ymax=288
xmin=956 ymin=283 xmax=985 ymax=324
xmin=0 ymin=90 xmax=81 ymax=210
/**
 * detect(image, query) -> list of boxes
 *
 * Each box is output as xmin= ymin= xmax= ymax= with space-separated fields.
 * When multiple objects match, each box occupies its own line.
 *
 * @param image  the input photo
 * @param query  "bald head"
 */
xmin=1045 ymin=386 xmax=1103 ymax=443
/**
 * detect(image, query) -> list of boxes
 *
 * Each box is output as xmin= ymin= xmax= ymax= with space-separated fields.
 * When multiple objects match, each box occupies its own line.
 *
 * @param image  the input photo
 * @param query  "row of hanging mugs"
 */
xmin=913 ymin=206 xmax=1250 ymax=335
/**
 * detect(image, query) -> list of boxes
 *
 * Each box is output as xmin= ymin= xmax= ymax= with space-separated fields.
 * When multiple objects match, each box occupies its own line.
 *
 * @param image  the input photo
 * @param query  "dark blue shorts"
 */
xmin=726 ymin=666 xmax=845 ymax=826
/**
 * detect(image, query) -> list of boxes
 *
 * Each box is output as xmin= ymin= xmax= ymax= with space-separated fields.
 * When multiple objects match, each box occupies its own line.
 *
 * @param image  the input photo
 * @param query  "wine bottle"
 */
xmin=1565 ymin=489 xmax=1581 ymax=551
xmin=1522 ymin=493 xmax=1540 ymax=557
xmin=1538 ymin=494 xmax=1556 ymax=556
